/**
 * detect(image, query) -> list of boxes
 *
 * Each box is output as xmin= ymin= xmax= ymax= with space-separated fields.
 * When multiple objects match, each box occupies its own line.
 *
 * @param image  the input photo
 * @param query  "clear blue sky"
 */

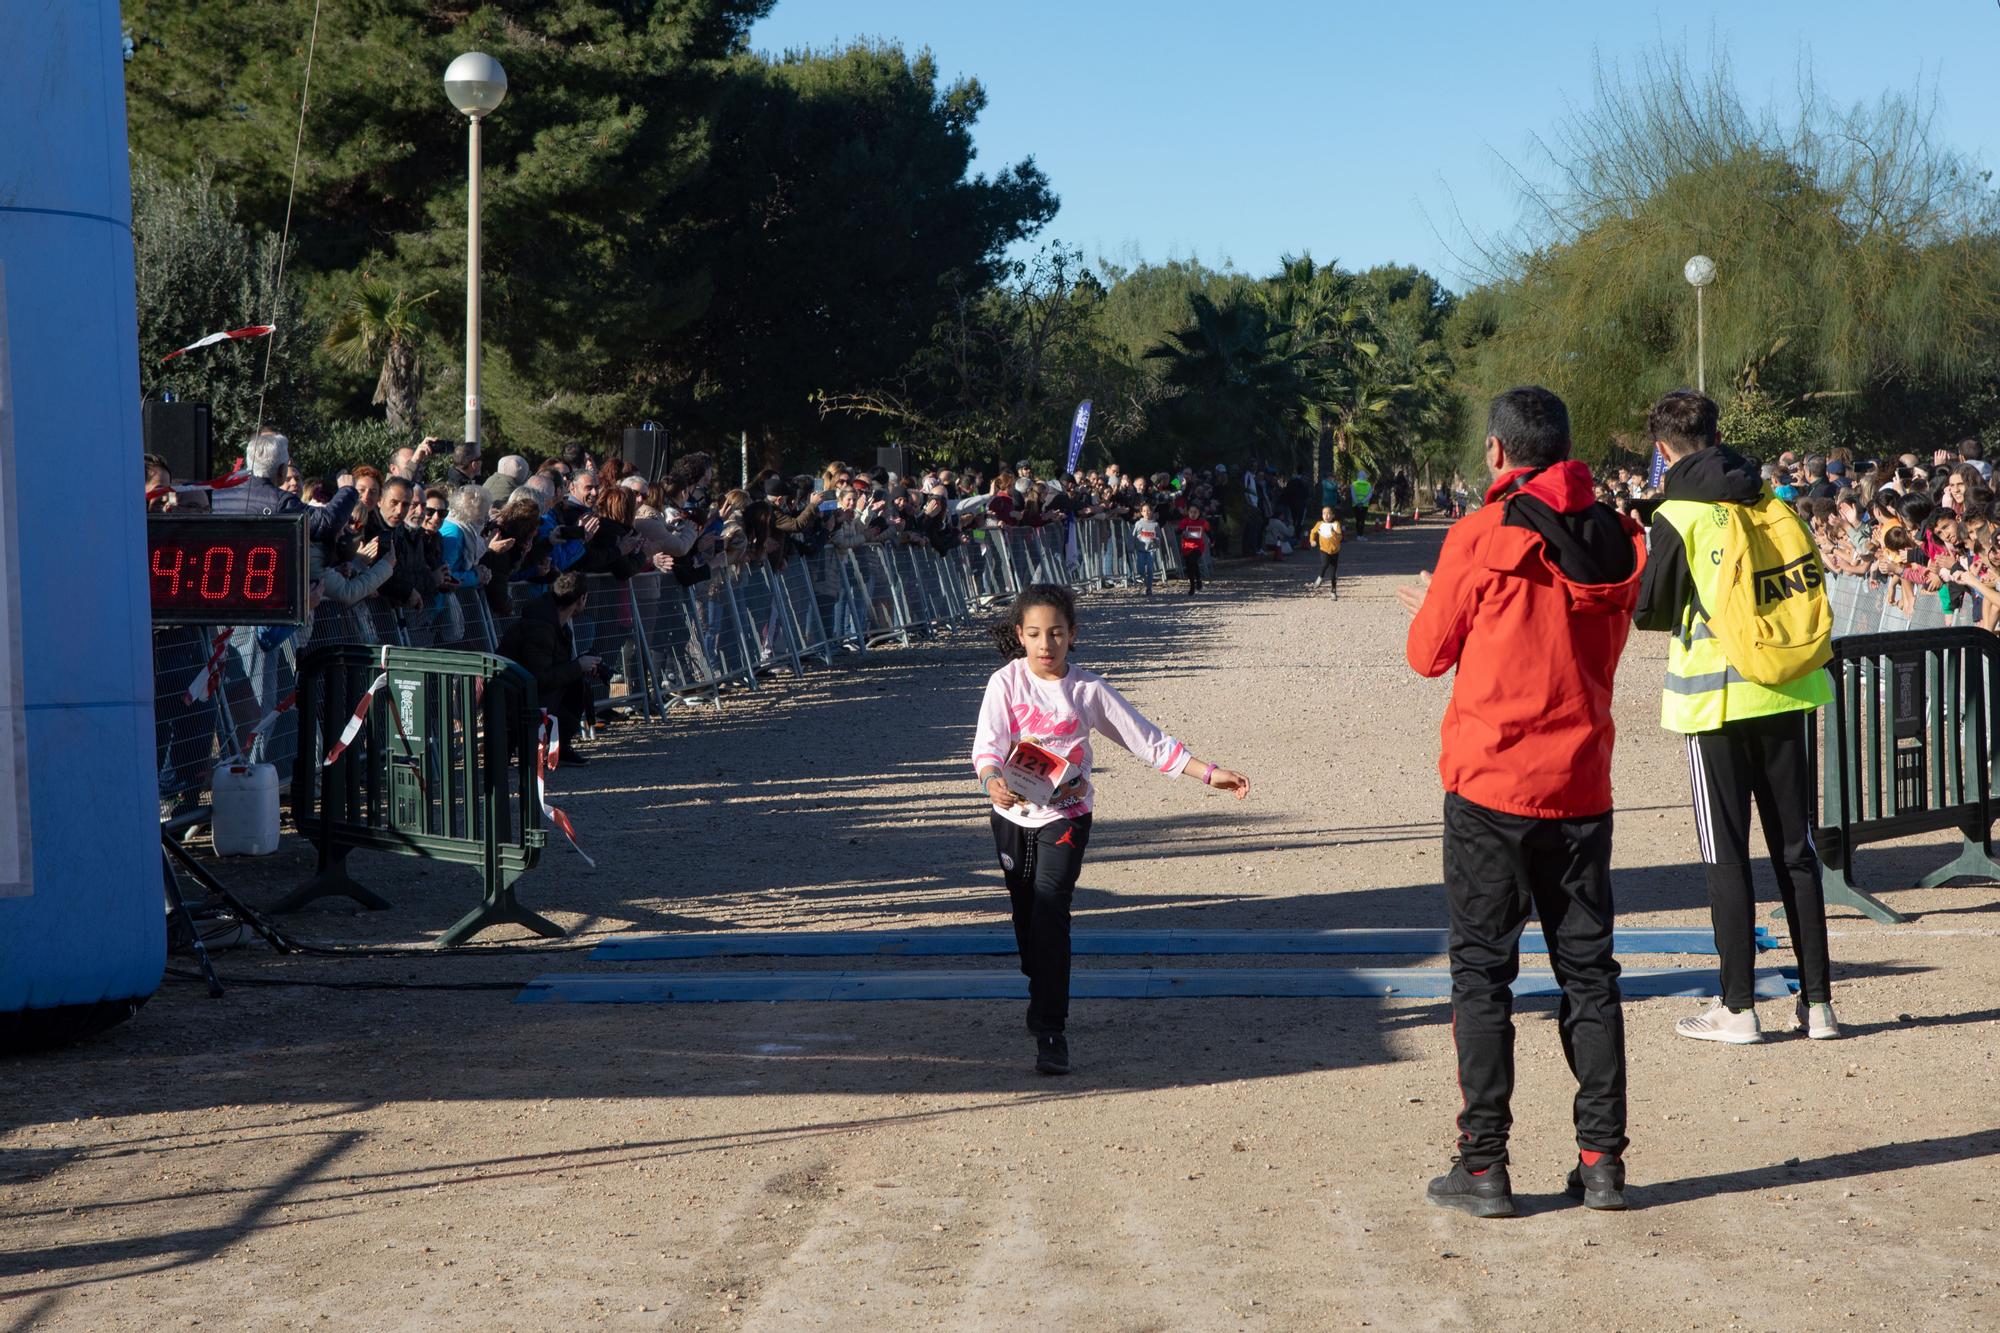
xmin=751 ymin=1 xmax=2000 ymax=291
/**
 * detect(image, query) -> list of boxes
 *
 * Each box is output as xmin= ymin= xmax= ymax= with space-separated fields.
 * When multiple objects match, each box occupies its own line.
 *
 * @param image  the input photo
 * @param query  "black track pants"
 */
xmin=1183 ymin=551 xmax=1203 ymax=593
xmin=1442 ymin=792 xmax=1628 ymax=1170
xmin=990 ymin=813 xmax=1092 ymax=1034
xmin=1684 ymin=709 xmax=1834 ymax=1009
xmin=1316 ymin=552 xmax=1340 ymax=591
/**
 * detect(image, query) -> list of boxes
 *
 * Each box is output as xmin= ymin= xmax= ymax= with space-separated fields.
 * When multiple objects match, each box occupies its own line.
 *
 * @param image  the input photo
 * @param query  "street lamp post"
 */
xmin=444 ymin=52 xmax=508 ymax=449
xmin=1683 ymin=253 xmax=1716 ymax=394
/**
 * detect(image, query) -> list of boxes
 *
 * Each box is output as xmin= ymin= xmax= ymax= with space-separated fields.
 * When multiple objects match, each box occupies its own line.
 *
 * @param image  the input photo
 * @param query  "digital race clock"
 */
xmin=146 ymin=513 xmax=310 ymax=627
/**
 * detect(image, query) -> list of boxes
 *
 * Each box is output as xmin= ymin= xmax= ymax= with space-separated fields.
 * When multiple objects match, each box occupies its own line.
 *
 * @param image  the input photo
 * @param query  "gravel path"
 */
xmin=3 ymin=522 xmax=1997 ymax=1330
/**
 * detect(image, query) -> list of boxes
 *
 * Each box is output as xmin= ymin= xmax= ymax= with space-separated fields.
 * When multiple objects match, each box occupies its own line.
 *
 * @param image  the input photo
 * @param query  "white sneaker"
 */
xmin=1791 ymin=1000 xmax=1840 ymax=1040
xmin=1675 ymin=1001 xmax=1763 ymax=1044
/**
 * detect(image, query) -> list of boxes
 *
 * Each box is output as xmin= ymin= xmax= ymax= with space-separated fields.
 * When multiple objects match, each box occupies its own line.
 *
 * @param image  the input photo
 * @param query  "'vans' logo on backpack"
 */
xmin=1753 ymin=553 xmax=1824 ymax=606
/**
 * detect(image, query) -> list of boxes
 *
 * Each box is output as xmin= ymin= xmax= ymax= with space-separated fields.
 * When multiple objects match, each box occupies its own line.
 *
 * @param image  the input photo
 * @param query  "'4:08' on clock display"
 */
xmin=146 ymin=513 xmax=310 ymax=626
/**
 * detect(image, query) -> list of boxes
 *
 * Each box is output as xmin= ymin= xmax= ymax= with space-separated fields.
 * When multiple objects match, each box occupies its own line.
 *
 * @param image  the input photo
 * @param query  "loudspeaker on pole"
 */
xmin=142 ymin=399 xmax=213 ymax=482
xmin=875 ymin=445 xmax=910 ymax=480
xmin=620 ymin=424 xmax=669 ymax=482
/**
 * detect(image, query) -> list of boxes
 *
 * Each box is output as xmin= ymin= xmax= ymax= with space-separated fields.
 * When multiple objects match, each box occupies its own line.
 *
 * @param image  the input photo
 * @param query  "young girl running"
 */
xmin=1307 ymin=505 xmax=1344 ymax=599
xmin=1177 ymin=502 xmax=1212 ymax=594
xmin=972 ymin=584 xmax=1250 ymax=1074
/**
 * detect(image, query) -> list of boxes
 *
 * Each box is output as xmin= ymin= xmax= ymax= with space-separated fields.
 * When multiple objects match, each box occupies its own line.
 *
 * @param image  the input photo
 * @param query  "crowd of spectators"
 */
xmin=145 ymin=434 xmax=1404 ymax=614
xmin=148 ymin=432 xmax=1336 ymax=762
xmin=1590 ymin=439 xmax=2000 ymax=626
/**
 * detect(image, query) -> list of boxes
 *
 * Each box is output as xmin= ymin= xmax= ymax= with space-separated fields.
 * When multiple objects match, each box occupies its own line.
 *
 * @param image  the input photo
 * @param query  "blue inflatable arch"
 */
xmin=0 ymin=2 xmax=168 ymax=1048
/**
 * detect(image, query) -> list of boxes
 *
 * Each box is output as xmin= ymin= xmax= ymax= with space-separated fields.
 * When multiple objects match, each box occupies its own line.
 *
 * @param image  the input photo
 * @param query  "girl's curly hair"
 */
xmin=990 ymin=583 xmax=1077 ymax=660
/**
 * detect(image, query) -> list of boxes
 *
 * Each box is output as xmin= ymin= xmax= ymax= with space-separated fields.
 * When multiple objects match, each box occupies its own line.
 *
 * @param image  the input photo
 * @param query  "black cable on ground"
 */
xmin=283 ymin=936 xmax=603 ymax=959
xmin=163 ymin=967 xmax=526 ymax=994
xmin=175 ymin=903 xmax=612 ymax=959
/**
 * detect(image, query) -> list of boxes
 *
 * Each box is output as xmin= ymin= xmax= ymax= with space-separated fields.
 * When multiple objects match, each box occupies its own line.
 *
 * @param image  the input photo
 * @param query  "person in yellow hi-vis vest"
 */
xmin=1632 ymin=390 xmax=1839 ymax=1045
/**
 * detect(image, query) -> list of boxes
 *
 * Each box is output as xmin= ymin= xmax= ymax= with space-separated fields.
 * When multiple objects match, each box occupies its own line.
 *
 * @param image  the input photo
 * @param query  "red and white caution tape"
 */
xmin=150 ymin=470 xmax=256 ymax=505
xmin=159 ymin=324 xmax=277 ymax=363
xmin=321 ymin=671 xmax=388 ymax=767
xmin=234 ymin=689 xmax=298 ymax=758
xmin=182 ymin=629 xmax=234 ymax=705
xmin=536 ymin=711 xmax=595 ymax=868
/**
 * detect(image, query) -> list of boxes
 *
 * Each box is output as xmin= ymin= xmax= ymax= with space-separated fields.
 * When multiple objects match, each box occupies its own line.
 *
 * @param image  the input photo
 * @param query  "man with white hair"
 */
xmin=212 ymin=428 xmax=356 ymax=547
xmin=485 ymin=453 xmax=529 ymax=506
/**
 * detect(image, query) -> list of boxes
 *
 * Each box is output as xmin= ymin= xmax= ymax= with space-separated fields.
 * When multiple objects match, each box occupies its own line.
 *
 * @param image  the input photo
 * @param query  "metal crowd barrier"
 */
xmin=150 ymin=516 xmax=1189 ymax=816
xmin=1816 ymin=627 xmax=2000 ymax=923
xmin=1825 ymin=572 xmax=1973 ymax=638
xmin=278 ymin=643 xmax=556 ymax=947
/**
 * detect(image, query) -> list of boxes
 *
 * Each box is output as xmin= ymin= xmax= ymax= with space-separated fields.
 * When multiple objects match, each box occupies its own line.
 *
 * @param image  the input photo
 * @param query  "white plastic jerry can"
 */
xmin=210 ymin=762 xmax=281 ymax=856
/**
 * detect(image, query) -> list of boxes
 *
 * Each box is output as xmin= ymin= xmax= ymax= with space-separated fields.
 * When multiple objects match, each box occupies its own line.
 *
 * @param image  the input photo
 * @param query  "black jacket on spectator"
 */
xmin=496 ymin=593 xmax=596 ymax=748
xmin=571 ymin=517 xmax=648 ymax=580
xmin=375 ymin=518 xmax=442 ymax=605
xmin=497 ymin=595 xmax=585 ymax=695
xmin=919 ymin=505 xmax=960 ymax=555
xmin=479 ymin=540 xmax=522 ymax=615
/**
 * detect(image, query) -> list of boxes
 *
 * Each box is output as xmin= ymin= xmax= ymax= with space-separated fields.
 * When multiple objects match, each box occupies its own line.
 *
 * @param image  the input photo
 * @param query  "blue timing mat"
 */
xmin=589 ymin=925 xmax=1772 ymax=962
xmin=518 ymin=966 xmax=1798 ymax=1005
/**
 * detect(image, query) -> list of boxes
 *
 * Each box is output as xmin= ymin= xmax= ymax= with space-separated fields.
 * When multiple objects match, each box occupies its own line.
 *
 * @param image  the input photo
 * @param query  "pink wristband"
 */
xmin=1203 ymin=762 xmax=1216 ymax=785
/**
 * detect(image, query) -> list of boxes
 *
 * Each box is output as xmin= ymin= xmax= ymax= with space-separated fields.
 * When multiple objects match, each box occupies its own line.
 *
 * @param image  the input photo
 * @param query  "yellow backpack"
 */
xmin=1706 ymin=492 xmax=1833 ymax=686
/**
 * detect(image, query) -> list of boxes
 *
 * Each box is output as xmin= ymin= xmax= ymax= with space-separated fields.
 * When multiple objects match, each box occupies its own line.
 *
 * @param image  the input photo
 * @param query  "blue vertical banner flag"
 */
xmin=1065 ymin=400 xmax=1093 ymax=475
xmin=1647 ymin=443 xmax=1668 ymax=490
xmin=1062 ymin=400 xmax=1093 ymax=572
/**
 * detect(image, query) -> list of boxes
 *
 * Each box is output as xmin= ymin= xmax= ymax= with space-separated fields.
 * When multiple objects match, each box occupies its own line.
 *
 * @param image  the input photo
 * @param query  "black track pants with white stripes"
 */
xmin=1684 ymin=709 xmax=1834 ymax=1009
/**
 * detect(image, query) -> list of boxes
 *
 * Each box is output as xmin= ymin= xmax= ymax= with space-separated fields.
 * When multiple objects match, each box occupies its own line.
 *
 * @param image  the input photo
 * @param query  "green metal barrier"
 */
xmin=275 ymin=644 xmax=559 ymax=947
xmin=1818 ymin=627 xmax=2000 ymax=923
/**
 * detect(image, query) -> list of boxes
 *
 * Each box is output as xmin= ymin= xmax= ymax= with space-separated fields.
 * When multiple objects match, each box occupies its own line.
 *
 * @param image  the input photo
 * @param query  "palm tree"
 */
xmin=1262 ymin=256 xmax=1392 ymax=479
xmin=1142 ymin=291 xmax=1302 ymax=460
xmin=322 ymin=277 xmax=436 ymax=431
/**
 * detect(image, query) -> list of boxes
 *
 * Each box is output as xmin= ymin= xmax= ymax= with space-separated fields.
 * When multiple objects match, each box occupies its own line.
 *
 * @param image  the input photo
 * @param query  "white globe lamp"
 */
xmin=444 ymin=51 xmax=508 ymax=118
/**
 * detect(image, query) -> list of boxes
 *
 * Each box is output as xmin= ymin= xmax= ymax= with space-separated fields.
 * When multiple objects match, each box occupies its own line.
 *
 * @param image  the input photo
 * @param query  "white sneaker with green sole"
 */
xmin=1675 ymin=1001 xmax=1763 ymax=1044
xmin=1791 ymin=1000 xmax=1840 ymax=1039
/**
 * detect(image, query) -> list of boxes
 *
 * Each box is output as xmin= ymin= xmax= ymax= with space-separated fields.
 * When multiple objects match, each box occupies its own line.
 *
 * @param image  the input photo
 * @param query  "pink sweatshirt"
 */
xmin=972 ymin=659 xmax=1190 ymax=828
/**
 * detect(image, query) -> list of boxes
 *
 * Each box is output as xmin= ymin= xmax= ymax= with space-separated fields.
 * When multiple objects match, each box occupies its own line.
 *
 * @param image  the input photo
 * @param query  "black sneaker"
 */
xmin=1565 ymin=1155 xmax=1627 ymax=1210
xmin=1035 ymin=1034 xmax=1070 ymax=1075
xmin=1424 ymin=1159 xmax=1515 ymax=1218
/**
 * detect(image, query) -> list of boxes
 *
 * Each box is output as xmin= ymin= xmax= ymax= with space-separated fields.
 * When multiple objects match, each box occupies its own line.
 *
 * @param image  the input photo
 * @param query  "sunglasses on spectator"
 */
xmin=424 ymin=506 xmax=448 ymax=517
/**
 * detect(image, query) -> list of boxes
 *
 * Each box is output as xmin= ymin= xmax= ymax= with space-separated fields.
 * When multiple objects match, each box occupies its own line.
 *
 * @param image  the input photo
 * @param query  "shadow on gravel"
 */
xmin=1641 ymin=1127 xmax=2000 ymax=1207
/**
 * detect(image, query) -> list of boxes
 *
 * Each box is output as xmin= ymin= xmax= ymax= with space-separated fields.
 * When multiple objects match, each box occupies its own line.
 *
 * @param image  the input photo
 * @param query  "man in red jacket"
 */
xmin=1399 ymin=386 xmax=1647 ymax=1217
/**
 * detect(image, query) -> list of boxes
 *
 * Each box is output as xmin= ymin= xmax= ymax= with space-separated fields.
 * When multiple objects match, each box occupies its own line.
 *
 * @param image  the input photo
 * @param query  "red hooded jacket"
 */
xmin=1406 ymin=462 xmax=1647 ymax=819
